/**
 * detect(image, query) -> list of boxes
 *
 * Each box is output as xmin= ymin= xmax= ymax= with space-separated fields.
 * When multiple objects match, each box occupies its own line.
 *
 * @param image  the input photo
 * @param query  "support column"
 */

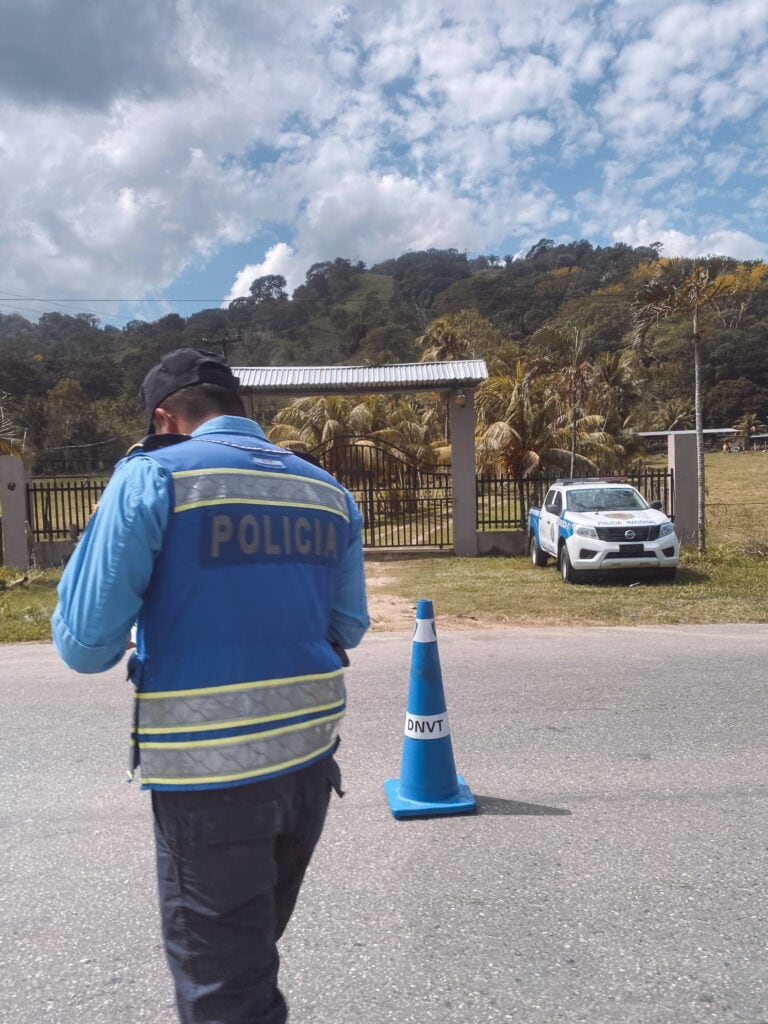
xmin=449 ymin=389 xmax=478 ymax=557
xmin=0 ymin=455 xmax=31 ymax=570
xmin=667 ymin=432 xmax=697 ymax=546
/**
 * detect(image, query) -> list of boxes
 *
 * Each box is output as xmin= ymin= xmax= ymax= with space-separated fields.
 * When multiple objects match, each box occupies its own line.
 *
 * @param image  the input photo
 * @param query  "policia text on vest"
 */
xmin=204 ymin=510 xmax=339 ymax=565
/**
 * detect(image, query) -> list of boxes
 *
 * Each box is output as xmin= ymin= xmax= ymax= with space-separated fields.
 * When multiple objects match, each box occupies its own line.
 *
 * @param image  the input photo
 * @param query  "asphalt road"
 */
xmin=2 ymin=624 xmax=767 ymax=1024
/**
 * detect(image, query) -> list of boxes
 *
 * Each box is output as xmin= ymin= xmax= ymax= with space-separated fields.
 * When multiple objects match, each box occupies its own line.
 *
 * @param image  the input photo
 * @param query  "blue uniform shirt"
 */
xmin=52 ymin=416 xmax=369 ymax=674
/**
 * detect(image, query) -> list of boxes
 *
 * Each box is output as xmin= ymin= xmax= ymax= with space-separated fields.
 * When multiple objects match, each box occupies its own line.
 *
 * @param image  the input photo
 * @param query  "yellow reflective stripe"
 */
xmin=137 ymin=698 xmax=345 ymax=735
xmin=136 ymin=668 xmax=343 ymax=701
xmin=173 ymin=467 xmax=340 ymax=490
xmin=170 ymin=467 xmax=349 ymax=516
xmin=139 ymin=739 xmax=336 ymax=788
xmin=174 ymin=468 xmax=321 ymax=479
xmin=173 ymin=496 xmax=349 ymax=520
xmin=140 ymin=710 xmax=344 ymax=750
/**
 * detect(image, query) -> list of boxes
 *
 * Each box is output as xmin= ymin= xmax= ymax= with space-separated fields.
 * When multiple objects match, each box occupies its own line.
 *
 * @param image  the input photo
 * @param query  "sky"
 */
xmin=0 ymin=0 xmax=766 ymax=329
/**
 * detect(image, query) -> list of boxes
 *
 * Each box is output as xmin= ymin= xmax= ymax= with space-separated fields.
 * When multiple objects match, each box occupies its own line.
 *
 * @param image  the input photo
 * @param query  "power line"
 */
xmin=0 ymin=293 xmax=231 ymax=326
xmin=0 ymin=290 xmax=227 ymax=303
xmin=43 ymin=437 xmax=126 ymax=452
xmin=0 ymin=299 xmax=140 ymax=324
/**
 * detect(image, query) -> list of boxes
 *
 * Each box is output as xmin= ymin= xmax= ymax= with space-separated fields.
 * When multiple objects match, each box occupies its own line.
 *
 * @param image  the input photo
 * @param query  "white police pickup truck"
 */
xmin=528 ymin=479 xmax=680 ymax=583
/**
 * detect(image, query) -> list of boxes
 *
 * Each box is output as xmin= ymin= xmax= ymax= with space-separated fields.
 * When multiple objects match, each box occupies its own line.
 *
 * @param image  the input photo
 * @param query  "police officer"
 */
xmin=52 ymin=348 xmax=369 ymax=1024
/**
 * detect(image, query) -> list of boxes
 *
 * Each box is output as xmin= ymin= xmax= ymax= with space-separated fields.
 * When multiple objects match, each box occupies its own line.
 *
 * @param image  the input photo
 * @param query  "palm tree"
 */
xmin=732 ymin=412 xmax=767 ymax=450
xmin=418 ymin=310 xmax=505 ymax=438
xmin=269 ymin=394 xmax=439 ymax=455
xmin=417 ymin=309 xmax=503 ymax=362
xmin=650 ymin=398 xmax=696 ymax=432
xmin=476 ymin=361 xmax=625 ymax=476
xmin=552 ymin=326 xmax=591 ymax=477
xmin=268 ymin=395 xmax=356 ymax=450
xmin=633 ymin=258 xmax=736 ymax=553
xmin=474 ymin=364 xmax=624 ymax=520
xmin=589 ymin=350 xmax=644 ymax=436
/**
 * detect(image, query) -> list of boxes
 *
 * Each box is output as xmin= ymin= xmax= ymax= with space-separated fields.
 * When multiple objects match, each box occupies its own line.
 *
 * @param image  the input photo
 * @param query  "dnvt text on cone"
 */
xmin=384 ymin=599 xmax=476 ymax=819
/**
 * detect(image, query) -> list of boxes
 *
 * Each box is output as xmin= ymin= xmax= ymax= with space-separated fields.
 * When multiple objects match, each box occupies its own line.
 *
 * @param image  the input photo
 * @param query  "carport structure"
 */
xmin=232 ymin=360 xmax=488 ymax=555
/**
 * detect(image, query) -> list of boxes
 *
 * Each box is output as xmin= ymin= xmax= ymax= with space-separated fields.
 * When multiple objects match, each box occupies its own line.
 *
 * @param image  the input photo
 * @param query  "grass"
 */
xmin=2 ymin=451 xmax=767 ymax=642
xmin=364 ymin=546 xmax=768 ymax=628
xmin=0 ymin=568 xmax=61 ymax=643
xmin=705 ymin=450 xmax=768 ymax=550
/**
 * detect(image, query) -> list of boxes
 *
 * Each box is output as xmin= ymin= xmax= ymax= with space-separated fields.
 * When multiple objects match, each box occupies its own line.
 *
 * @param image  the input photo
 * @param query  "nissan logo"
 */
xmin=624 ymin=530 xmax=636 ymax=540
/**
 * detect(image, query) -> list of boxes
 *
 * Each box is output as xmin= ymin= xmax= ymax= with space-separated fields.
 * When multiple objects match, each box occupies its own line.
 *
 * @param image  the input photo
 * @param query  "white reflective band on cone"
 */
xmin=413 ymin=617 xmax=437 ymax=643
xmin=404 ymin=712 xmax=450 ymax=739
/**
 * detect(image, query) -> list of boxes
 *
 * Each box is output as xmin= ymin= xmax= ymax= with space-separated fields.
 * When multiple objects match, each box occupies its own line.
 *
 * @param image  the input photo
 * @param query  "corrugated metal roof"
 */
xmin=637 ymin=428 xmax=737 ymax=436
xmin=232 ymin=360 xmax=488 ymax=394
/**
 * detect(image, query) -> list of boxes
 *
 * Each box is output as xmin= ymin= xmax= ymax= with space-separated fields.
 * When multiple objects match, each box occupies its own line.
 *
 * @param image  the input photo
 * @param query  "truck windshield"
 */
xmin=567 ymin=488 xmax=647 ymax=512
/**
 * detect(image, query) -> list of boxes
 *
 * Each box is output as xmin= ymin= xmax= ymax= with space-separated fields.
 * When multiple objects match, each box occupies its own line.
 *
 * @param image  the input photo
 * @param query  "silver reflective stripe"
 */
xmin=137 ymin=671 xmax=345 ymax=733
xmin=139 ymin=717 xmax=341 ymax=787
xmin=172 ymin=469 xmax=349 ymax=520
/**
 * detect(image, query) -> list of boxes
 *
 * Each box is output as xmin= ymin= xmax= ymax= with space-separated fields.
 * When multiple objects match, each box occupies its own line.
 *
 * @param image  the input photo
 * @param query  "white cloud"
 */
xmin=225 ymin=243 xmax=303 ymax=302
xmin=295 ymin=172 xmax=484 ymax=263
xmin=598 ymin=0 xmax=768 ymax=153
xmin=703 ymin=146 xmax=747 ymax=187
xmin=0 ymin=0 xmax=765 ymax=321
xmin=613 ymin=219 xmax=766 ymax=260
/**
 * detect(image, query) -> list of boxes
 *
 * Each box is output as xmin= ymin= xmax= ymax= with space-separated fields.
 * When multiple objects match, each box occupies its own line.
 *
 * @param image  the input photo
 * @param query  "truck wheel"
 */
xmin=529 ymin=533 xmax=549 ymax=568
xmin=559 ymin=546 xmax=581 ymax=584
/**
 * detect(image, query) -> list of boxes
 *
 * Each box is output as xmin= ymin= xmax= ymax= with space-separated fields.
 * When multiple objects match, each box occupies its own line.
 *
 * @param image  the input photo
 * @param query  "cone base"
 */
xmin=384 ymin=774 xmax=477 ymax=819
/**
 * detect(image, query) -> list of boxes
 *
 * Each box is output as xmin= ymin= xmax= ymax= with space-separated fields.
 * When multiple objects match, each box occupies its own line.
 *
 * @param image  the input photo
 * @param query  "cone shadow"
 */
xmin=473 ymin=795 xmax=572 ymax=817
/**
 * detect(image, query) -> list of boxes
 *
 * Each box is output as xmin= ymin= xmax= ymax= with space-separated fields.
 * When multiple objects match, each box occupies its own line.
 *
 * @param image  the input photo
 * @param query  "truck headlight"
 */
xmin=575 ymin=526 xmax=598 ymax=538
xmin=660 ymin=522 xmax=675 ymax=537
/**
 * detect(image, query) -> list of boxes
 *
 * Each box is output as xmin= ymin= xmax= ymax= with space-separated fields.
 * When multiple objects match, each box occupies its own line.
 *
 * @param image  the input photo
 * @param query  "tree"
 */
xmin=249 ymin=275 xmax=288 ymax=304
xmin=650 ymin=397 xmax=696 ymax=432
xmin=732 ymin=411 xmax=767 ymax=450
xmin=40 ymin=379 xmax=95 ymax=466
xmin=417 ymin=309 xmax=504 ymax=362
xmin=549 ymin=325 xmax=591 ymax=477
xmin=589 ymin=349 xmax=644 ymax=436
xmin=418 ymin=310 xmax=506 ymax=438
xmin=474 ymin=361 xmax=624 ymax=520
xmin=633 ymin=259 xmax=742 ymax=552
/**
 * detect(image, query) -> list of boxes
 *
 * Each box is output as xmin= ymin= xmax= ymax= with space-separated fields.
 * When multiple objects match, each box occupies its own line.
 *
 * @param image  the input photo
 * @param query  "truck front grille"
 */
xmin=596 ymin=525 xmax=659 ymax=542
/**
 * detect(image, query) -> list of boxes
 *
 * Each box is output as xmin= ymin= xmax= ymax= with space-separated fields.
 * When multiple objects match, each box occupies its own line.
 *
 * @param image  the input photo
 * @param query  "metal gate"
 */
xmin=310 ymin=437 xmax=453 ymax=548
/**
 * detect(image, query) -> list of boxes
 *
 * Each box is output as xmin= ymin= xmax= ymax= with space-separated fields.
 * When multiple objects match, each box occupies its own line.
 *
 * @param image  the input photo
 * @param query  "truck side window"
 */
xmin=552 ymin=492 xmax=562 ymax=513
xmin=544 ymin=489 xmax=556 ymax=506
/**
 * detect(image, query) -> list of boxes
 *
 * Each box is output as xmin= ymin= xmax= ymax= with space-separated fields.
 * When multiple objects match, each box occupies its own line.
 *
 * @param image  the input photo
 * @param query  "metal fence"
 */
xmin=310 ymin=438 xmax=453 ymax=549
xmin=27 ymin=477 xmax=109 ymax=542
xmin=25 ymin=464 xmax=675 ymax=548
xmin=706 ymin=501 xmax=768 ymax=549
xmin=477 ymin=468 xmax=675 ymax=531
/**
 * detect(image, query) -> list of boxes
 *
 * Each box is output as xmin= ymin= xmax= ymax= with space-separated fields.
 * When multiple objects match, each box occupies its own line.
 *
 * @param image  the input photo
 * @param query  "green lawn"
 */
xmin=364 ymin=545 xmax=768 ymax=628
xmin=705 ymin=450 xmax=768 ymax=551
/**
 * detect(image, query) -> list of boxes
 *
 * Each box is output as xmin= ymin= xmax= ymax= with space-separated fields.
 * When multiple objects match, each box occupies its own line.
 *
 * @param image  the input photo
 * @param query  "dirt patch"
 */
xmin=365 ymin=569 xmax=513 ymax=631
xmin=365 ymin=571 xmax=415 ymax=631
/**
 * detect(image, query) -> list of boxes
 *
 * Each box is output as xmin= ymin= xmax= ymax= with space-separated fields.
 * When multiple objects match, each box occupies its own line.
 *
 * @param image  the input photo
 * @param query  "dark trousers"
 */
xmin=151 ymin=754 xmax=341 ymax=1024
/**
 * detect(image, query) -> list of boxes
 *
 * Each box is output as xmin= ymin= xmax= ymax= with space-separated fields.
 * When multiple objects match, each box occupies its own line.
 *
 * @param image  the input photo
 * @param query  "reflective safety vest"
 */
xmin=126 ymin=431 xmax=354 ymax=791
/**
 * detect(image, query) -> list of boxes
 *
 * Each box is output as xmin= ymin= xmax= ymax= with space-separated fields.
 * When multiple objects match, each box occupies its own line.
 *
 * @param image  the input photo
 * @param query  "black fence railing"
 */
xmin=476 ymin=469 xmax=674 ymax=531
xmin=25 ymin=465 xmax=675 ymax=547
xmin=310 ymin=437 xmax=453 ymax=549
xmin=27 ymin=477 xmax=110 ymax=542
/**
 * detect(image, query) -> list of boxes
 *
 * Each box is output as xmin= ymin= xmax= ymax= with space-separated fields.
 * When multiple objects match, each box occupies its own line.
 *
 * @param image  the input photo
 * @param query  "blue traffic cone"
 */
xmin=384 ymin=599 xmax=476 ymax=819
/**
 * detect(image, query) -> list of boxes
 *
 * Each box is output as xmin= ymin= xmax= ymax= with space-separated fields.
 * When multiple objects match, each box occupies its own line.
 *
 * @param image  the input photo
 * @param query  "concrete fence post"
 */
xmin=0 ymin=455 xmax=31 ymax=570
xmin=667 ymin=433 xmax=697 ymax=546
xmin=450 ymin=388 xmax=478 ymax=557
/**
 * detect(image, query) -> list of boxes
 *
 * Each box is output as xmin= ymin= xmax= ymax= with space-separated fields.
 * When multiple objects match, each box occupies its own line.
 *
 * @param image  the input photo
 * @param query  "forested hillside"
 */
xmin=1 ymin=239 xmax=767 ymax=474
